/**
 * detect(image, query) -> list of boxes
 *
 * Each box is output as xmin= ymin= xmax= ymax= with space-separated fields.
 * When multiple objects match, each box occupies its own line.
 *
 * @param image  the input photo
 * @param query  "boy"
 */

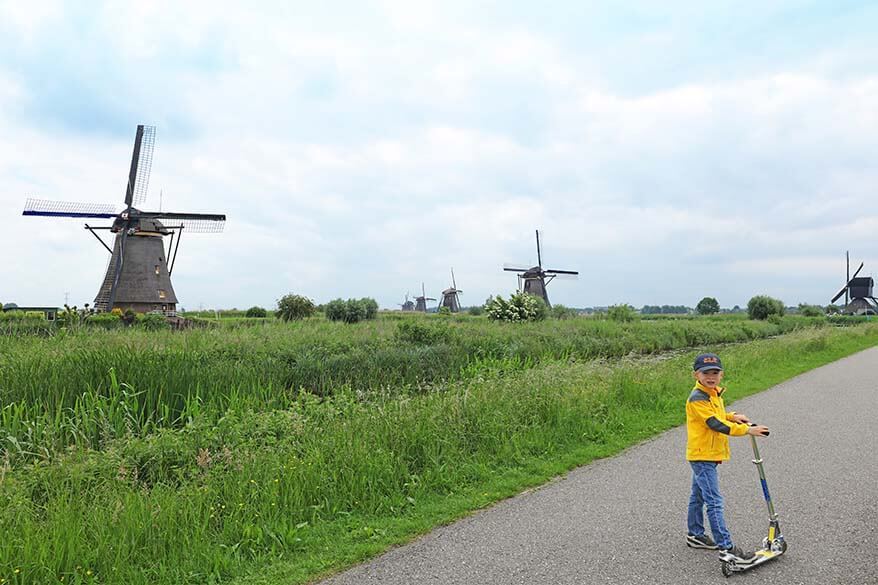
xmin=685 ymin=353 xmax=769 ymax=563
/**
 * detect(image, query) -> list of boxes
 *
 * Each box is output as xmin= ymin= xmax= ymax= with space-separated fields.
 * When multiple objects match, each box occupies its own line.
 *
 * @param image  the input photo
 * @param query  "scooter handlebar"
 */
xmin=749 ymin=423 xmax=770 ymax=437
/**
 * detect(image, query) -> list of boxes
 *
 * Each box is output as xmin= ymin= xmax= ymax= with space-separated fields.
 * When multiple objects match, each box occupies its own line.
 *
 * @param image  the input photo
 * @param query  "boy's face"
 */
xmin=694 ymin=368 xmax=723 ymax=389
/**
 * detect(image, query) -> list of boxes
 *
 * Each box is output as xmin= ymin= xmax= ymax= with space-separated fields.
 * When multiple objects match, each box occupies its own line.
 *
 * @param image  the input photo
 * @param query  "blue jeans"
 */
xmin=688 ymin=461 xmax=733 ymax=550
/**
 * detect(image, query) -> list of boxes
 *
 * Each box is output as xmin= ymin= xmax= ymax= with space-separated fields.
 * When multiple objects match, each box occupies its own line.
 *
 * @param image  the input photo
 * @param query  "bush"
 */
xmin=467 ymin=306 xmax=484 ymax=316
xmin=395 ymin=320 xmax=452 ymax=344
xmin=608 ymin=304 xmax=637 ymax=322
xmin=245 ymin=306 xmax=268 ymax=318
xmin=87 ymin=313 xmax=123 ymax=330
xmin=696 ymin=297 xmax=720 ymax=315
xmin=136 ymin=313 xmax=170 ymax=331
xmin=360 ymin=298 xmax=379 ymax=320
xmin=486 ymin=292 xmax=548 ymax=322
xmin=325 ymin=298 xmax=377 ymax=324
xmin=276 ymin=294 xmax=316 ymax=321
xmin=747 ymin=295 xmax=785 ymax=320
xmin=798 ymin=304 xmax=823 ymax=317
xmin=551 ymin=304 xmax=578 ymax=320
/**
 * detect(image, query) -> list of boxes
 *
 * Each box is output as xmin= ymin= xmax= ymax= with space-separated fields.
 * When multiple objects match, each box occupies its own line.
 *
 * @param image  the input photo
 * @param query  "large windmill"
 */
xmin=503 ymin=230 xmax=578 ymax=308
xmin=22 ymin=125 xmax=226 ymax=314
xmin=830 ymin=251 xmax=877 ymax=315
xmin=414 ymin=283 xmax=435 ymax=313
xmin=439 ymin=268 xmax=462 ymax=313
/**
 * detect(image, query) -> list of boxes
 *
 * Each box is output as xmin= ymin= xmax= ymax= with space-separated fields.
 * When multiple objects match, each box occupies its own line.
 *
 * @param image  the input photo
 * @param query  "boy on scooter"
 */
xmin=685 ymin=353 xmax=769 ymax=563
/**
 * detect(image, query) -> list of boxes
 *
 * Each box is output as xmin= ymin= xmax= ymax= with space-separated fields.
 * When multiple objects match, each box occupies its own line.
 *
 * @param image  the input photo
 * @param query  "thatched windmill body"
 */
xmin=830 ymin=252 xmax=878 ymax=315
xmin=414 ymin=283 xmax=435 ymax=313
xmin=504 ymin=230 xmax=578 ymax=308
xmin=22 ymin=125 xmax=226 ymax=314
xmin=439 ymin=268 xmax=462 ymax=312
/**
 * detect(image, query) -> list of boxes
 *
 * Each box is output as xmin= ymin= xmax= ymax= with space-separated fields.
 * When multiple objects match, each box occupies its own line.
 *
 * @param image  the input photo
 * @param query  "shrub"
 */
xmin=551 ymin=304 xmax=578 ymax=320
xmin=467 ymin=306 xmax=484 ymax=316
xmin=486 ymin=292 xmax=548 ymax=322
xmin=747 ymin=295 xmax=785 ymax=320
xmin=438 ymin=306 xmax=452 ymax=316
xmin=276 ymin=294 xmax=316 ymax=321
xmin=798 ymin=304 xmax=823 ymax=317
xmin=136 ymin=313 xmax=170 ymax=331
xmin=395 ymin=320 xmax=451 ymax=344
xmin=696 ymin=297 xmax=720 ymax=315
xmin=608 ymin=304 xmax=637 ymax=322
xmin=245 ymin=306 xmax=268 ymax=318
xmin=87 ymin=313 xmax=123 ymax=330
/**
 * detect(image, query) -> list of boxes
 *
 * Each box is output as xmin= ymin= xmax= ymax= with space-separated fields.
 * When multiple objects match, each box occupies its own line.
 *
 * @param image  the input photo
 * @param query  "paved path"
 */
xmin=320 ymin=347 xmax=878 ymax=584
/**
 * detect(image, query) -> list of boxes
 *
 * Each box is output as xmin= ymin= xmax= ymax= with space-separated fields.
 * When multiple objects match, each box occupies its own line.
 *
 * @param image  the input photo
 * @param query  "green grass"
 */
xmin=0 ymin=323 xmax=875 ymax=584
xmin=0 ymin=314 xmax=833 ymax=464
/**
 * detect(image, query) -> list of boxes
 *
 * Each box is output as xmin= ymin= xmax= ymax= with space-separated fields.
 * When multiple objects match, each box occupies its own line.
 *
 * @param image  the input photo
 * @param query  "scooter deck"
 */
xmin=722 ymin=548 xmax=784 ymax=575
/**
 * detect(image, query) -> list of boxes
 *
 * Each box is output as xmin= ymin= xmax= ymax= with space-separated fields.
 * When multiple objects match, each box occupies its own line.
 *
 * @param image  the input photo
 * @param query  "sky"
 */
xmin=1 ymin=0 xmax=877 ymax=311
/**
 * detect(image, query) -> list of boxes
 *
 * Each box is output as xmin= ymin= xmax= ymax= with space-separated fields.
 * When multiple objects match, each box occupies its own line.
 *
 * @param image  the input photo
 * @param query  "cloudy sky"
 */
xmin=1 ymin=1 xmax=876 ymax=310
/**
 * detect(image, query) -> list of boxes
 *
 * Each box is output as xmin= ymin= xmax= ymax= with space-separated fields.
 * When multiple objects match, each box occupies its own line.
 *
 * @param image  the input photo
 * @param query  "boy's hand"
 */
xmin=747 ymin=425 xmax=769 ymax=436
xmin=730 ymin=413 xmax=751 ymax=424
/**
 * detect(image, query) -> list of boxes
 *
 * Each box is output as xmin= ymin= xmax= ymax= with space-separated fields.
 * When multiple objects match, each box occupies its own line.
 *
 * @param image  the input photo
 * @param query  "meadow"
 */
xmin=0 ymin=313 xmax=875 ymax=584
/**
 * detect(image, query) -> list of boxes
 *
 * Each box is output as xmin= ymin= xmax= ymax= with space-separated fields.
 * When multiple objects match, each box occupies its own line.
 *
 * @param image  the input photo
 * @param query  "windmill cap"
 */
xmin=693 ymin=353 xmax=723 ymax=372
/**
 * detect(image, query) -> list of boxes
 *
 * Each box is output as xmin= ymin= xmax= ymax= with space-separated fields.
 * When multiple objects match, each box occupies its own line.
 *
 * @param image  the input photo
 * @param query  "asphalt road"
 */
xmin=320 ymin=347 xmax=878 ymax=585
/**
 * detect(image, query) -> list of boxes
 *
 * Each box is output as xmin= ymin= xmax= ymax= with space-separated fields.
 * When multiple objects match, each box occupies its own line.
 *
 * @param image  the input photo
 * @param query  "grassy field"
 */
xmin=0 ymin=315 xmax=875 ymax=584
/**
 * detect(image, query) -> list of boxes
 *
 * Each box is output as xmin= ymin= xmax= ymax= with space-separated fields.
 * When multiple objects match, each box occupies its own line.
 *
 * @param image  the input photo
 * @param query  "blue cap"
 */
xmin=693 ymin=353 xmax=723 ymax=372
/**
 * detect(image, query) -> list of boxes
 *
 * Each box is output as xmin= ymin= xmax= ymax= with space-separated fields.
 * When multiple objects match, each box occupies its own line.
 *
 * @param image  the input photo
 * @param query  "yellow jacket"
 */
xmin=686 ymin=381 xmax=749 ymax=461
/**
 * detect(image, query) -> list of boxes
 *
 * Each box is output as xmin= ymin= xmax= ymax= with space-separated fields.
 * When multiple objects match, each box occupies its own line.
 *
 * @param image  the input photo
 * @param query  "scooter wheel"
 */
xmin=779 ymin=540 xmax=788 ymax=553
xmin=721 ymin=562 xmax=733 ymax=578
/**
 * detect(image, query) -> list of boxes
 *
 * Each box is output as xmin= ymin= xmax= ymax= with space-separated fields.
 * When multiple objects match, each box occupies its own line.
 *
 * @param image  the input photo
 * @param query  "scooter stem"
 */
xmin=749 ymin=433 xmax=778 ymax=522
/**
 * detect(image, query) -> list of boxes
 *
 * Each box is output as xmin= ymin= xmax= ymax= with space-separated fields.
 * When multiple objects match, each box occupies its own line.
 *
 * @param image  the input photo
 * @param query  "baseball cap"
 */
xmin=693 ymin=353 xmax=723 ymax=372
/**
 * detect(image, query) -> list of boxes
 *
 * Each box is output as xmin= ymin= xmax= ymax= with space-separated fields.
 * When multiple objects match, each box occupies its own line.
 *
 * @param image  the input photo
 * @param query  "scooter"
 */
xmin=721 ymin=424 xmax=787 ymax=577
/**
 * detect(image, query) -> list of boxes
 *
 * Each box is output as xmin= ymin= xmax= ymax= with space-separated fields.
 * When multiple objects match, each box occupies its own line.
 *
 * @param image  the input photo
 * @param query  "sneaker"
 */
xmin=719 ymin=546 xmax=756 ymax=563
xmin=686 ymin=534 xmax=718 ymax=550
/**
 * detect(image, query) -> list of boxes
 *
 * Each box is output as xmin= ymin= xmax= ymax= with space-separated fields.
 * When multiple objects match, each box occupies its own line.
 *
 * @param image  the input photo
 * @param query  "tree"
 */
xmin=276 ymin=294 xmax=316 ymax=321
xmin=696 ymin=297 xmax=720 ymax=315
xmin=324 ymin=298 xmax=378 ymax=323
xmin=747 ymin=295 xmax=785 ymax=320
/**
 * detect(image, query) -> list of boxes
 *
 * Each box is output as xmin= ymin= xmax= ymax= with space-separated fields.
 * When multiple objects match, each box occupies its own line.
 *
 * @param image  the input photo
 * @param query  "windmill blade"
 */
xmin=426 ymin=297 xmax=436 ymax=301
xmin=546 ymin=269 xmax=579 ymax=275
xmin=551 ymin=273 xmax=578 ymax=281
xmin=851 ymin=262 xmax=865 ymax=280
xmin=131 ymin=125 xmax=155 ymax=206
xmin=22 ymin=198 xmax=118 ymax=218
xmin=146 ymin=212 xmax=226 ymax=233
xmin=503 ymin=263 xmax=529 ymax=271
xmin=535 ymin=229 xmax=543 ymax=268
xmin=451 ymin=267 xmax=457 ymax=290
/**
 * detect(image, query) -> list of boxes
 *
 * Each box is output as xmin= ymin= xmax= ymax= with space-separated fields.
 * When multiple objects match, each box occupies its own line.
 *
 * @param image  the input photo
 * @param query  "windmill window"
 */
xmin=158 ymin=290 xmax=167 ymax=299
xmin=155 ymin=265 xmax=160 ymax=275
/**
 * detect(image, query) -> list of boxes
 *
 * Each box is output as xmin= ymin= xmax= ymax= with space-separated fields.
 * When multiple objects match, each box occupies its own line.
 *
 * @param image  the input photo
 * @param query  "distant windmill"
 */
xmin=399 ymin=292 xmax=415 ymax=312
xmin=503 ymin=230 xmax=578 ymax=308
xmin=440 ymin=268 xmax=463 ymax=313
xmin=22 ymin=124 xmax=226 ymax=314
xmin=414 ymin=283 xmax=436 ymax=313
xmin=830 ymin=251 xmax=878 ymax=315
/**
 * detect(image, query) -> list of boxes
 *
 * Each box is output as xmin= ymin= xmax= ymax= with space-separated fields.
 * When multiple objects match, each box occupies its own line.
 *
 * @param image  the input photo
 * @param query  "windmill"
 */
xmin=830 ymin=251 xmax=878 ymax=315
xmin=22 ymin=124 xmax=226 ymax=314
xmin=503 ymin=230 xmax=578 ymax=308
xmin=399 ymin=292 xmax=415 ymax=312
xmin=414 ymin=283 xmax=435 ymax=313
xmin=439 ymin=268 xmax=462 ymax=313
